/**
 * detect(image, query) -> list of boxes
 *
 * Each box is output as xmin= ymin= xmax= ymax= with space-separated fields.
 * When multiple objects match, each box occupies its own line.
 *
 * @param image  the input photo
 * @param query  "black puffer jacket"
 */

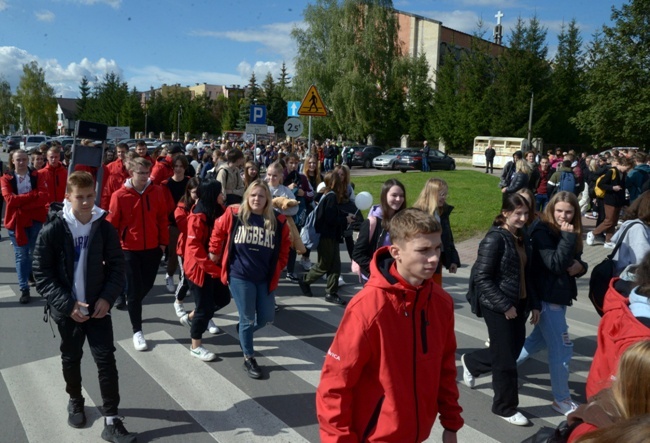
xmin=33 ymin=212 xmax=125 ymax=324
xmin=530 ymin=222 xmax=588 ymax=306
xmin=504 ymin=172 xmax=530 ymax=194
xmin=473 ymin=226 xmax=539 ymax=313
xmin=440 ymin=205 xmax=460 ymax=270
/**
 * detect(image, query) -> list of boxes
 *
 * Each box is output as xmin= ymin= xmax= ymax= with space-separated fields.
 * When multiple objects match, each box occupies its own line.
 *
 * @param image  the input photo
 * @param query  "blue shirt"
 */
xmin=229 ymin=213 xmax=275 ymax=282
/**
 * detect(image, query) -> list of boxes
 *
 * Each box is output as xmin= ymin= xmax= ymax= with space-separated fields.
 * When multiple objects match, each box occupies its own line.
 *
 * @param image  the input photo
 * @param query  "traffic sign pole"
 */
xmin=308 ymin=116 xmax=312 ymax=154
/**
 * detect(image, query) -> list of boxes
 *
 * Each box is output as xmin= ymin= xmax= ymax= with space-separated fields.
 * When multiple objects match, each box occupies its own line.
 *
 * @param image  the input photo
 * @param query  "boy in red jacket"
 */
xmin=316 ymin=208 xmax=463 ymax=443
xmin=107 ymin=157 xmax=169 ymax=352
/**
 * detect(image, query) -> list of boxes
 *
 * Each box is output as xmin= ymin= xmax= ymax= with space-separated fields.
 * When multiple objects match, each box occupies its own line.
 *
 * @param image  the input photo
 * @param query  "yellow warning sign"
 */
xmin=298 ymin=85 xmax=328 ymax=117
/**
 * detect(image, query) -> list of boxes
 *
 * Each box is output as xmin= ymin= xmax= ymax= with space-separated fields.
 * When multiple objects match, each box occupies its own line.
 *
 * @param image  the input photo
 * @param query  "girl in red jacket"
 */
xmin=172 ymin=177 xmax=199 ymax=318
xmin=1 ymin=149 xmax=48 ymax=304
xmin=180 ymin=180 xmax=230 ymax=361
xmin=209 ymin=179 xmax=290 ymax=379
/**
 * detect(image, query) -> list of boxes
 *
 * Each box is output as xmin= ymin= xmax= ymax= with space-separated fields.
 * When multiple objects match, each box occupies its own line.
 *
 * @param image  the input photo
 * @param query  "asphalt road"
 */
xmin=0 ymin=153 xmax=611 ymax=443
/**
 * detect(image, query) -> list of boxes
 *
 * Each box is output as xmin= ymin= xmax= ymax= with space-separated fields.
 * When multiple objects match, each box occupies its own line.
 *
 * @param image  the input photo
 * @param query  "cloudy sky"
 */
xmin=0 ymin=0 xmax=625 ymax=98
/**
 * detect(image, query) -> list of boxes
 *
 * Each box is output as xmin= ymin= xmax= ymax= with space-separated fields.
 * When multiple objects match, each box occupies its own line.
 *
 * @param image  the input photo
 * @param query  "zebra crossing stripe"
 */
xmin=1 ymin=356 xmax=103 ymax=442
xmin=118 ymin=330 xmax=311 ymax=443
xmin=0 ymin=285 xmax=17 ymax=299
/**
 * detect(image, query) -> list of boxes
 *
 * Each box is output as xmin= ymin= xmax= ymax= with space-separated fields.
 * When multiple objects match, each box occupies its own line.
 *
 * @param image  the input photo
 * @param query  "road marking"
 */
xmin=1 ymin=356 xmax=103 ymax=442
xmin=0 ymin=284 xmax=17 ymax=299
xmin=118 ymin=330 xmax=310 ymax=443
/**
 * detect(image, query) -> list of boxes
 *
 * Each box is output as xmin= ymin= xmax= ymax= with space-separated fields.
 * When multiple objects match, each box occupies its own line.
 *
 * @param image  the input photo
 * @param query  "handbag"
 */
xmin=588 ymin=221 xmax=641 ymax=316
xmin=466 ymin=264 xmax=483 ymax=318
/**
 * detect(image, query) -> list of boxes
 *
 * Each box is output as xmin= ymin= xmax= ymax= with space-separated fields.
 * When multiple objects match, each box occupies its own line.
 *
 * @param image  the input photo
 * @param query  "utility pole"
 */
xmin=177 ymin=105 xmax=182 ymax=141
xmin=527 ymin=91 xmax=534 ymax=147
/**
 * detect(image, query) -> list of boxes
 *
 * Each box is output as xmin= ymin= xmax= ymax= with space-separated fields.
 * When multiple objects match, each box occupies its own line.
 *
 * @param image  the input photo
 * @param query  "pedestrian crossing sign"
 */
xmin=298 ymin=85 xmax=328 ymax=117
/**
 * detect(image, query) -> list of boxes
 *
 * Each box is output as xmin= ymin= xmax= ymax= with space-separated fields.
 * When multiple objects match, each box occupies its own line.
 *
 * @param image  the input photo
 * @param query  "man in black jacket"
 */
xmin=33 ymin=171 xmax=137 ymax=443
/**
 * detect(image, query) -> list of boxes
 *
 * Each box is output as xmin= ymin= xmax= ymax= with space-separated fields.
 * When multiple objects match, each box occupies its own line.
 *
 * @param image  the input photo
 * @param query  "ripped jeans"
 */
xmin=229 ymin=277 xmax=275 ymax=358
xmin=517 ymin=301 xmax=573 ymax=403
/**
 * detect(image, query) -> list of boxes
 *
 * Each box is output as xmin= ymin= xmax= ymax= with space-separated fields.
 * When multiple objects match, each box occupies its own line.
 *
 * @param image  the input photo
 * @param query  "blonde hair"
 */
xmin=303 ymin=155 xmax=322 ymax=186
xmin=413 ymin=178 xmax=447 ymax=216
xmin=238 ymin=179 xmax=276 ymax=231
xmin=515 ymin=159 xmax=532 ymax=174
xmin=542 ymin=191 xmax=583 ymax=253
xmin=127 ymin=156 xmax=151 ymax=171
xmin=612 ymin=340 xmax=650 ymax=419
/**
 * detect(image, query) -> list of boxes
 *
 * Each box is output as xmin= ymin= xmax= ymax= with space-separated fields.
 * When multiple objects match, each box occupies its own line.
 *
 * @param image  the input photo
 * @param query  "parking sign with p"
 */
xmin=250 ymin=105 xmax=267 ymax=124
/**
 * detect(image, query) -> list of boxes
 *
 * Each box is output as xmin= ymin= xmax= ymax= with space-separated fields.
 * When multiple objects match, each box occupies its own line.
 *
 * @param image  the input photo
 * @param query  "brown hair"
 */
xmin=127 ymin=156 xmax=151 ymax=171
xmin=623 ymin=191 xmax=650 ymax=225
xmin=542 ymin=191 xmax=584 ymax=253
xmin=390 ymin=208 xmax=441 ymax=245
xmin=66 ymin=171 xmax=95 ymax=193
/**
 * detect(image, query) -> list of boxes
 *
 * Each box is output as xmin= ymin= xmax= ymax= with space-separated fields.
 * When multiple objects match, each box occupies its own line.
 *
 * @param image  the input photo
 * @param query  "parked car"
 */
xmin=395 ymin=149 xmax=456 ymax=172
xmin=372 ymin=148 xmax=416 ymax=170
xmin=20 ymin=135 xmax=49 ymax=151
xmin=3 ymin=135 xmax=22 ymax=152
xmin=347 ymin=145 xmax=384 ymax=168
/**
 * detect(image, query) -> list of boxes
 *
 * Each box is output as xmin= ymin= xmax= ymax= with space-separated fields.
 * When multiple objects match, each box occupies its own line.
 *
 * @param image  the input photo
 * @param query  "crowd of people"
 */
xmin=2 ymin=137 xmax=649 ymax=442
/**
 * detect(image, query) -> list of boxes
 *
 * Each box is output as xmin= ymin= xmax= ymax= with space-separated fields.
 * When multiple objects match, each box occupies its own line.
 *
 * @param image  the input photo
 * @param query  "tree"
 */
xmin=292 ymin=0 xmax=407 ymax=142
xmin=15 ymin=61 xmax=56 ymax=134
xmin=77 ymin=76 xmax=91 ymax=119
xmin=404 ymin=54 xmax=433 ymax=141
xmin=430 ymin=50 xmax=463 ymax=150
xmin=0 ymin=76 xmax=18 ymax=134
xmin=573 ymin=0 xmax=650 ymax=148
xmin=548 ymin=19 xmax=586 ymax=145
xmin=236 ymin=72 xmax=261 ymax=130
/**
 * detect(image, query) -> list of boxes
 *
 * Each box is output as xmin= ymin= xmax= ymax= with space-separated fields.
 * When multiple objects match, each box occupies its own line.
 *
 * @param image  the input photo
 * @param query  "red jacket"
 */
xmin=106 ymin=180 xmax=169 ymax=251
xmin=37 ymin=163 xmax=67 ymax=204
xmin=0 ymin=169 xmax=49 ymax=246
xmin=183 ymin=211 xmax=222 ymax=288
xmin=208 ymin=206 xmax=290 ymax=292
xmin=151 ymin=155 xmax=174 ymax=185
xmin=174 ymin=201 xmax=191 ymax=256
xmin=586 ymin=278 xmax=650 ymax=399
xmin=316 ymin=247 xmax=464 ymax=442
xmin=100 ymin=165 xmax=129 ymax=210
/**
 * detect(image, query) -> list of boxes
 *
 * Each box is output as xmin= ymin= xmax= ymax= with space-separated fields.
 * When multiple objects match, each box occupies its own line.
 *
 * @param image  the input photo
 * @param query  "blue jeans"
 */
xmin=422 ymin=155 xmax=429 ymax=172
xmin=324 ymin=158 xmax=334 ymax=172
xmin=8 ymin=222 xmax=43 ymax=291
xmin=517 ymin=301 xmax=573 ymax=402
xmin=229 ymin=277 xmax=275 ymax=358
xmin=535 ymin=194 xmax=549 ymax=212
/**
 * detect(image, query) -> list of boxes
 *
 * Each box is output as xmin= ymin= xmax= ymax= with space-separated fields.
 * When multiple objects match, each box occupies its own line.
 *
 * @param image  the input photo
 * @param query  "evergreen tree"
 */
xmin=573 ymin=0 xmax=650 ymax=148
xmin=0 ymin=76 xmax=18 ymax=134
xmin=77 ymin=76 xmax=91 ymax=120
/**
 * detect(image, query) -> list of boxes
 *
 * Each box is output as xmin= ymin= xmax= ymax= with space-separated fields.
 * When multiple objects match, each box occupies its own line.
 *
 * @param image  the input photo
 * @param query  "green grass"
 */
xmin=352 ymin=170 xmax=502 ymax=242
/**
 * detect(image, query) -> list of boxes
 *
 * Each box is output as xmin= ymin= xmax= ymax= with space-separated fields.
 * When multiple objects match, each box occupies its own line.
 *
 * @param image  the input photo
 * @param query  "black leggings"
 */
xmin=124 ymin=248 xmax=163 ymax=333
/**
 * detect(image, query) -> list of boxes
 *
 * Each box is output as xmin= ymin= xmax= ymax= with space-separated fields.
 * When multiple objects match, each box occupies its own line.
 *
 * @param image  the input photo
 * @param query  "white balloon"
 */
xmin=317 ymin=182 xmax=327 ymax=193
xmin=355 ymin=191 xmax=373 ymax=211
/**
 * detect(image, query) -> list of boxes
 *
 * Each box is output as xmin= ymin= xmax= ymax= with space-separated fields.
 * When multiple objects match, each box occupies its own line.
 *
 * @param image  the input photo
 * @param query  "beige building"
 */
xmin=396 ymin=10 xmax=504 ymax=86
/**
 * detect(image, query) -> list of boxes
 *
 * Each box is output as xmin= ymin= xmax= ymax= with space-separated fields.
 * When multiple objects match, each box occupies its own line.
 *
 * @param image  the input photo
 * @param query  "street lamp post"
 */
xmin=177 ymin=106 xmax=182 ymax=141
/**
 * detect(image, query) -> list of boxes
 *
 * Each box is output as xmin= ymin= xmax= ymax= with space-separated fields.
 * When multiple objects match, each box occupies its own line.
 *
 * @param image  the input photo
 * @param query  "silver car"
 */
xmin=372 ymin=148 xmax=415 ymax=170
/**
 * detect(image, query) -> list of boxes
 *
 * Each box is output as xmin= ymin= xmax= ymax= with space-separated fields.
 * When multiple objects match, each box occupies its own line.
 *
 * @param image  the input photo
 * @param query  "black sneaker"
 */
xmin=114 ymin=295 xmax=127 ymax=311
xmin=298 ymin=278 xmax=313 ymax=297
xmin=67 ymin=398 xmax=86 ymax=428
xmin=325 ymin=294 xmax=346 ymax=306
xmin=243 ymin=357 xmax=262 ymax=379
xmin=286 ymin=273 xmax=299 ymax=283
xmin=101 ymin=417 xmax=137 ymax=443
xmin=19 ymin=289 xmax=30 ymax=304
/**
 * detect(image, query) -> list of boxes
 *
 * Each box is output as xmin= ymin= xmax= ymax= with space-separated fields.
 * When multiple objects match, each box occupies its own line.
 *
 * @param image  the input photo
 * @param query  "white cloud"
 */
xmin=0 ymin=46 xmax=122 ymax=97
xmin=126 ymin=65 xmax=243 ymax=92
xmin=0 ymin=0 xmax=8 ymax=12
xmin=67 ymin=0 xmax=121 ymax=9
xmin=418 ymin=10 xmax=483 ymax=34
xmin=457 ymin=0 xmax=520 ymax=6
xmin=35 ymin=10 xmax=55 ymax=22
xmin=236 ymin=61 xmax=286 ymax=82
xmin=191 ymin=21 xmax=305 ymax=62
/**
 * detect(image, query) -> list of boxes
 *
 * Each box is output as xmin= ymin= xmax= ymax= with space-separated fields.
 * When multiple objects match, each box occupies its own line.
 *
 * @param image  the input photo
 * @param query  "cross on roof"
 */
xmin=495 ymin=10 xmax=504 ymax=26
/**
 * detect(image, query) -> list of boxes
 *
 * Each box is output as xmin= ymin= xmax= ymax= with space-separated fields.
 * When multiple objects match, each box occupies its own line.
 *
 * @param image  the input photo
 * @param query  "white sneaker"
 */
xmin=461 ymin=354 xmax=475 ymax=388
xmin=133 ymin=331 xmax=148 ymax=351
xmin=603 ymin=242 xmax=615 ymax=249
xmin=190 ymin=345 xmax=216 ymax=362
xmin=586 ymin=231 xmax=595 ymax=246
xmin=165 ymin=275 xmax=175 ymax=293
xmin=173 ymin=301 xmax=185 ymax=318
xmin=499 ymin=411 xmax=529 ymax=426
xmin=301 ymin=257 xmax=313 ymax=270
xmin=180 ymin=313 xmax=192 ymax=329
xmin=552 ymin=399 xmax=579 ymax=416
xmin=485 ymin=337 xmax=490 ymax=348
xmin=338 ymin=276 xmax=346 ymax=287
xmin=207 ymin=319 xmax=224 ymax=335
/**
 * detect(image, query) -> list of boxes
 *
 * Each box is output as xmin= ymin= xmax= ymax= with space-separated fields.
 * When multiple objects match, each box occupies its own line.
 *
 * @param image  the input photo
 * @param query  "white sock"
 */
xmin=105 ymin=415 xmax=118 ymax=425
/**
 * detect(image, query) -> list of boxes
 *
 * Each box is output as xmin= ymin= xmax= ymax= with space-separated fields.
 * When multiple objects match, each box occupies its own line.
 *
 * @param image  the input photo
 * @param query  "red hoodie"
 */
xmin=106 ymin=180 xmax=169 ymax=251
xmin=174 ymin=201 xmax=191 ymax=257
xmin=316 ymin=247 xmax=463 ymax=442
xmin=37 ymin=162 xmax=67 ymax=204
xmin=151 ymin=155 xmax=174 ymax=185
xmin=183 ymin=211 xmax=222 ymax=288
xmin=207 ymin=206 xmax=289 ymax=292
xmin=0 ymin=169 xmax=49 ymax=246
xmin=586 ymin=278 xmax=650 ymax=399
